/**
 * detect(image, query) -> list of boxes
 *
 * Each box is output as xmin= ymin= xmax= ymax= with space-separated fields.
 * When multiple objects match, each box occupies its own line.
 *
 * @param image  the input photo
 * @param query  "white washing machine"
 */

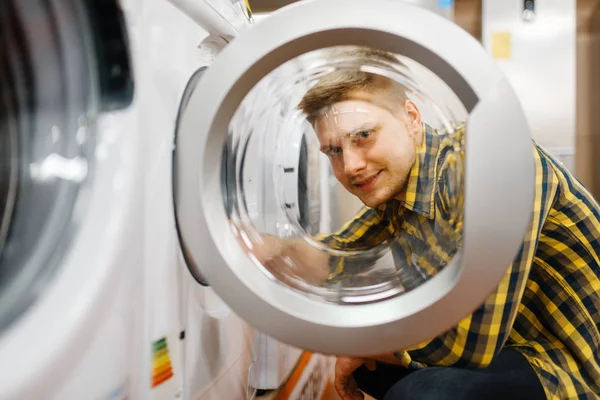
xmin=172 ymin=0 xmax=535 ymax=361
xmin=0 ymin=0 xmax=146 ymax=399
xmin=138 ymin=1 xmax=301 ymax=399
xmin=138 ymin=1 xmax=254 ymax=399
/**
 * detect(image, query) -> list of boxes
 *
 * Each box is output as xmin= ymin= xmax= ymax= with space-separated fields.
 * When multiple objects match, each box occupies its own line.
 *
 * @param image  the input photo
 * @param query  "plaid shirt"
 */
xmin=319 ymin=124 xmax=600 ymax=399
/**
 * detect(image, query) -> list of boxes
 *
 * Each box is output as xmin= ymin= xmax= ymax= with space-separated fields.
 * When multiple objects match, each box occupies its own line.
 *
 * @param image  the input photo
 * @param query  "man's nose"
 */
xmin=344 ymin=149 xmax=367 ymax=176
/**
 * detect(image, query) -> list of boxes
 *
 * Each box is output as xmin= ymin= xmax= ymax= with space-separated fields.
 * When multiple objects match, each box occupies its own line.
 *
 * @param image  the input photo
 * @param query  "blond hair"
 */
xmin=297 ymin=47 xmax=409 ymax=122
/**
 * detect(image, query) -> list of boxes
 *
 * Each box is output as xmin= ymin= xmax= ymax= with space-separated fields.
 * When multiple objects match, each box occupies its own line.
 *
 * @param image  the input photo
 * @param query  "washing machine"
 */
xmin=0 ymin=0 xmax=146 ymax=399
xmin=138 ymin=1 xmax=291 ymax=399
xmin=172 ymin=0 xmax=535 ymax=363
xmin=142 ymin=1 xmax=322 ymax=398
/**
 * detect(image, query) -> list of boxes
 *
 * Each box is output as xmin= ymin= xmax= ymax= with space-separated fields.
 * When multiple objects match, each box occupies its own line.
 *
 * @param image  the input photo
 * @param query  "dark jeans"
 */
xmin=353 ymin=348 xmax=546 ymax=400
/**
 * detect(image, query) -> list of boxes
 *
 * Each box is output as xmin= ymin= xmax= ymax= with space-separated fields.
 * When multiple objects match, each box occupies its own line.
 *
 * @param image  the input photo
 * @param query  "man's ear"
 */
xmin=403 ymin=100 xmax=422 ymax=134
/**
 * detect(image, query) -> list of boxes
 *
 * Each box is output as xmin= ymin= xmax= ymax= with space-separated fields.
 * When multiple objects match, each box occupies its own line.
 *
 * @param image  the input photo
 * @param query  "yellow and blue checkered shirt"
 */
xmin=319 ymin=124 xmax=600 ymax=399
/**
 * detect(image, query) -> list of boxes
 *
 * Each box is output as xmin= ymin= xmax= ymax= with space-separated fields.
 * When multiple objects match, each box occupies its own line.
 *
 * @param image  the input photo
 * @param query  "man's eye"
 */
xmin=358 ymin=130 xmax=371 ymax=138
xmin=328 ymin=147 xmax=342 ymax=156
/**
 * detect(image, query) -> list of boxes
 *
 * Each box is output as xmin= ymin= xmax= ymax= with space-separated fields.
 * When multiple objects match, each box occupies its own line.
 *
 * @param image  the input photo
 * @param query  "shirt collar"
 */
xmin=396 ymin=123 xmax=441 ymax=218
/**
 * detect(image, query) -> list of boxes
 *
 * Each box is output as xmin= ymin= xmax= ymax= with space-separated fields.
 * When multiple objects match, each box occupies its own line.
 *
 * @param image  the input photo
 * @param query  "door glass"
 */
xmin=225 ymin=45 xmax=468 ymax=304
xmin=0 ymin=0 xmax=100 ymax=332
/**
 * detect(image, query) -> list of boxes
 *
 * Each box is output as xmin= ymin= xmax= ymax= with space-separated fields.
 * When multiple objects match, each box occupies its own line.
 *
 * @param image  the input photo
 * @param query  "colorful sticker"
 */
xmin=152 ymin=337 xmax=174 ymax=388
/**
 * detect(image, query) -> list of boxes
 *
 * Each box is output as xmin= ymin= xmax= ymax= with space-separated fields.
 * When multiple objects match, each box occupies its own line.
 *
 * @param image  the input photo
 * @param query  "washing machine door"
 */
xmin=173 ymin=0 xmax=534 ymax=356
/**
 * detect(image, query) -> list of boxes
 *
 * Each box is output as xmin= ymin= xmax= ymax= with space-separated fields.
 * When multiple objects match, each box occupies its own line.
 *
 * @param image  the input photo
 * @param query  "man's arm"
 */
xmin=318 ymin=206 xmax=393 ymax=281
xmin=247 ymin=206 xmax=392 ymax=285
xmin=402 ymin=145 xmax=557 ymax=368
xmin=249 ymin=233 xmax=331 ymax=284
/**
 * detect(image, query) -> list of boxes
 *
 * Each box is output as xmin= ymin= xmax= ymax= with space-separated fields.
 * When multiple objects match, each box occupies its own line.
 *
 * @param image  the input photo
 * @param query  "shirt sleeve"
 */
xmin=316 ymin=205 xmax=393 ymax=281
xmin=405 ymin=144 xmax=558 ymax=368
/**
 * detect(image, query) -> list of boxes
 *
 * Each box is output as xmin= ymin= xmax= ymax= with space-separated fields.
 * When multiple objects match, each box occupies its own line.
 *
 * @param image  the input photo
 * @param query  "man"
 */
xmin=248 ymin=48 xmax=600 ymax=400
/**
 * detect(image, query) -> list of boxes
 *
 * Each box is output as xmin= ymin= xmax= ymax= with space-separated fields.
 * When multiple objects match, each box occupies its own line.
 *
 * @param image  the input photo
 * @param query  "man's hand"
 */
xmin=335 ymin=356 xmax=376 ymax=400
xmin=233 ymin=229 xmax=331 ymax=284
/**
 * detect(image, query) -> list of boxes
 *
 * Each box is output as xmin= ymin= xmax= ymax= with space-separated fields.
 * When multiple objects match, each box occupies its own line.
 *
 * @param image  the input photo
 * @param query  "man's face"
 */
xmin=313 ymin=94 xmax=422 ymax=208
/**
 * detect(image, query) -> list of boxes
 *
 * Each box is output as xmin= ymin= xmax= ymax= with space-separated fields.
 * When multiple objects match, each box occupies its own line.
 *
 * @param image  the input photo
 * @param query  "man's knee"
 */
xmin=381 ymin=349 xmax=545 ymax=400
xmin=381 ymin=366 xmax=540 ymax=400
xmin=382 ymin=368 xmax=444 ymax=400
xmin=382 ymin=367 xmax=487 ymax=400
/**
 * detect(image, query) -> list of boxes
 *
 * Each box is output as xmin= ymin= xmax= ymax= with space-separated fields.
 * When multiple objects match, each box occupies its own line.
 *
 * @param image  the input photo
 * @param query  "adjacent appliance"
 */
xmin=0 ymin=0 xmax=145 ymax=398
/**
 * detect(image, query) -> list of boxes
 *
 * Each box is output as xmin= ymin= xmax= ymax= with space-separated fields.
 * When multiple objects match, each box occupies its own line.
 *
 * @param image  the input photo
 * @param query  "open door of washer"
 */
xmin=173 ymin=0 xmax=535 ymax=356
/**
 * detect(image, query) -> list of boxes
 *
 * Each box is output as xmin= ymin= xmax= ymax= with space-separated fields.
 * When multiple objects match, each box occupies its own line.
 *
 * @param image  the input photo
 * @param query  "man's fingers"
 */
xmin=335 ymin=379 xmax=355 ymax=400
xmin=335 ymin=357 xmax=368 ymax=400
xmin=335 ymin=373 xmax=355 ymax=400
xmin=335 ymin=364 xmax=349 ymax=400
xmin=351 ymin=391 xmax=365 ymax=400
xmin=346 ymin=376 xmax=365 ymax=400
xmin=365 ymin=359 xmax=377 ymax=371
xmin=337 ymin=379 xmax=364 ymax=400
xmin=335 ymin=358 xmax=355 ymax=400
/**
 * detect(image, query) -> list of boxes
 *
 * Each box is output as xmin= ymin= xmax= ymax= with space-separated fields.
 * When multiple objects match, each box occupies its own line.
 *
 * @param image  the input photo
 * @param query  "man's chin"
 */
xmin=358 ymin=193 xmax=386 ymax=208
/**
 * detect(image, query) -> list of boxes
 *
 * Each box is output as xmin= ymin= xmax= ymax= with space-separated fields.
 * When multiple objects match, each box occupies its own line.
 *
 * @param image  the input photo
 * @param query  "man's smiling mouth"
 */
xmin=353 ymin=171 xmax=381 ymax=190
